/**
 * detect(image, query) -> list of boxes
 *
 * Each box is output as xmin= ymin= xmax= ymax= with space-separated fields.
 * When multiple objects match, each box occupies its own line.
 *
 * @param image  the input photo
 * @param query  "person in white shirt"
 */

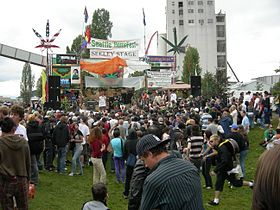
xmin=170 ymin=91 xmax=177 ymax=103
xmin=99 ymin=92 xmax=107 ymax=111
xmin=230 ymin=105 xmax=238 ymax=124
xmin=10 ymin=105 xmax=28 ymax=141
xmin=79 ymin=116 xmax=90 ymax=166
xmin=241 ymin=110 xmax=250 ymax=134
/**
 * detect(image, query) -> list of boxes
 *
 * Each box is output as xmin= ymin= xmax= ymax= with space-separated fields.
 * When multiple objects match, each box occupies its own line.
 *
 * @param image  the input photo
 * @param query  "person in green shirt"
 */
xmin=260 ymin=124 xmax=276 ymax=147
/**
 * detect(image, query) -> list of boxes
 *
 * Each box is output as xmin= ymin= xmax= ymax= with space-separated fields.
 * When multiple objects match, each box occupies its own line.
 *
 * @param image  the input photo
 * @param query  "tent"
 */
xmin=163 ymin=83 xmax=191 ymax=90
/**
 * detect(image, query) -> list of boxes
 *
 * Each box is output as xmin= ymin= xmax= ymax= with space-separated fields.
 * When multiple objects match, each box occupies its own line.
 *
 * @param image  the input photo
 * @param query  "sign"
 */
xmin=60 ymin=79 xmax=70 ymax=88
xmin=146 ymin=71 xmax=172 ymax=78
xmin=71 ymin=66 xmax=81 ymax=84
xmin=146 ymin=56 xmax=175 ymax=63
xmin=147 ymin=78 xmax=171 ymax=88
xmin=52 ymin=66 xmax=71 ymax=79
xmin=90 ymin=49 xmax=139 ymax=60
xmin=87 ymin=38 xmax=140 ymax=50
xmin=56 ymin=54 xmax=78 ymax=64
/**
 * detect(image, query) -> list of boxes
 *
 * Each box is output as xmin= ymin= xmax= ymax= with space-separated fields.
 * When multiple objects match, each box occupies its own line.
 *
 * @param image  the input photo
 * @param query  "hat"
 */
xmin=158 ymin=117 xmax=164 ymax=124
xmin=136 ymin=134 xmax=170 ymax=157
xmin=230 ymin=123 xmax=239 ymax=129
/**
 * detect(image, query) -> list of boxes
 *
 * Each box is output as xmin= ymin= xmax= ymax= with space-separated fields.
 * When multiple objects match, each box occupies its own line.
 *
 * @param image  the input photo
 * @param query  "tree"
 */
xmin=66 ymin=8 xmax=113 ymax=56
xmin=91 ymin=8 xmax=113 ymax=39
xmin=20 ymin=63 xmax=34 ymax=105
xmin=271 ymin=81 xmax=280 ymax=96
xmin=181 ymin=47 xmax=202 ymax=84
xmin=201 ymin=72 xmax=216 ymax=97
xmin=35 ymin=76 xmax=42 ymax=98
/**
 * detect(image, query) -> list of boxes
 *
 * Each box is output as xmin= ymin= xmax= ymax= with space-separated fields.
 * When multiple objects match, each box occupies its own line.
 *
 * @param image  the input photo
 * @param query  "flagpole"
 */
xmin=143 ymin=8 xmax=147 ymax=60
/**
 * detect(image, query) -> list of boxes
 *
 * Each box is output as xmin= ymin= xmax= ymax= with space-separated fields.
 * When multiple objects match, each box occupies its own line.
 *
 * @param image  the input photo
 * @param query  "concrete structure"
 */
xmin=165 ymin=0 xmax=226 ymax=78
xmin=252 ymin=75 xmax=280 ymax=86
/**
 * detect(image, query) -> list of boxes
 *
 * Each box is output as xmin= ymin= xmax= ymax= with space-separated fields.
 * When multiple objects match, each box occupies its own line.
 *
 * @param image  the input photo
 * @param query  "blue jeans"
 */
xmin=70 ymin=145 xmax=83 ymax=174
xmin=264 ymin=107 xmax=270 ymax=124
xmin=113 ymin=156 xmax=125 ymax=183
xmin=30 ymin=154 xmax=38 ymax=185
xmin=239 ymin=149 xmax=248 ymax=178
xmin=57 ymin=146 xmax=67 ymax=173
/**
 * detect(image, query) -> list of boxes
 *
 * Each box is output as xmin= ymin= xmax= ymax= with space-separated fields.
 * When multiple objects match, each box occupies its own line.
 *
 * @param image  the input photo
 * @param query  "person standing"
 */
xmin=89 ymin=127 xmax=106 ymax=185
xmin=69 ymin=123 xmax=84 ymax=176
xmin=262 ymin=91 xmax=271 ymax=125
xmin=10 ymin=105 xmax=28 ymax=141
xmin=136 ymin=134 xmax=204 ymax=210
xmin=98 ymin=91 xmax=107 ymax=112
xmin=0 ymin=117 xmax=31 ymax=210
xmin=52 ymin=116 xmax=70 ymax=174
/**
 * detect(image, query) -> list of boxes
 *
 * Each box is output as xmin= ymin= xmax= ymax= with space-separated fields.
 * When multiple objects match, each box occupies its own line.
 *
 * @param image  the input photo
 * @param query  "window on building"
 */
xmin=217 ymin=40 xmax=226 ymax=53
xmin=172 ymin=9 xmax=175 ymax=14
xmin=179 ymin=20 xmax=184 ymax=25
xmin=217 ymin=55 xmax=226 ymax=68
xmin=208 ymin=19 xmax=214 ymax=23
xmin=188 ymin=9 xmax=194 ymax=13
xmin=216 ymin=25 xmax=225 ymax=37
xmin=198 ymin=9 xmax=204 ymax=13
xmin=199 ymin=19 xmax=204 ymax=25
xmin=179 ymin=9 xmax=183 ymax=15
xmin=188 ymin=19 xmax=195 ymax=24
xmin=172 ymin=1 xmax=175 ymax=6
xmin=216 ymin=16 xmax=225 ymax=22
xmin=207 ymin=1 xmax=213 ymax=5
xmin=173 ymin=20 xmax=175 ymax=24
xmin=198 ymin=1 xmax=203 ymax=5
xmin=188 ymin=1 xmax=194 ymax=5
xmin=178 ymin=1 xmax=183 ymax=7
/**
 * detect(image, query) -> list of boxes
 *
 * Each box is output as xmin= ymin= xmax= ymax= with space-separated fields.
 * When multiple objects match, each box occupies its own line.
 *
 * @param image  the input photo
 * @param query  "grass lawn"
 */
xmin=29 ymin=119 xmax=272 ymax=210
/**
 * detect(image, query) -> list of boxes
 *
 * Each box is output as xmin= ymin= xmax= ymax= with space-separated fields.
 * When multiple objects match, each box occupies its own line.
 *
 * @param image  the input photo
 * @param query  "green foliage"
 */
xmin=255 ymin=81 xmax=264 ymax=91
xmin=91 ymin=8 xmax=113 ymax=39
xmin=66 ymin=8 xmax=113 ymax=57
xmin=20 ymin=63 xmax=34 ymax=105
xmin=128 ymin=71 xmax=145 ymax=78
xmin=201 ymin=72 xmax=216 ymax=98
xmin=271 ymin=81 xmax=280 ymax=96
xmin=35 ymin=76 xmax=42 ymax=98
xmin=181 ymin=47 xmax=202 ymax=84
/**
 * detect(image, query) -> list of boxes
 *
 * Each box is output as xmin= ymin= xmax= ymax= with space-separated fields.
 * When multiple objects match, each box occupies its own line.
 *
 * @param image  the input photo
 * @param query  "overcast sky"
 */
xmin=0 ymin=0 xmax=279 ymax=97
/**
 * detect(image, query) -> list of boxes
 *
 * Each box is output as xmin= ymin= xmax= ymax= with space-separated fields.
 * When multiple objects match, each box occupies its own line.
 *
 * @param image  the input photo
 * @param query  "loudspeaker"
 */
xmin=44 ymin=102 xmax=61 ymax=110
xmin=48 ymin=76 xmax=61 ymax=102
xmin=191 ymin=76 xmax=201 ymax=97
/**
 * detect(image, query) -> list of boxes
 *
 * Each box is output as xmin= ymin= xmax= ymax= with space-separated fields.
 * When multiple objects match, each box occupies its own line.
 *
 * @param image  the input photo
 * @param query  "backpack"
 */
xmin=27 ymin=125 xmax=44 ymax=155
xmin=220 ymin=138 xmax=240 ymax=156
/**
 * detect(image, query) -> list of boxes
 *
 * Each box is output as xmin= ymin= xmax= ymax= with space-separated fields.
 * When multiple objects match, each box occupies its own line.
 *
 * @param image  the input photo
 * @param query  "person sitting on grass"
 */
xmin=82 ymin=183 xmax=109 ymax=210
xmin=259 ymin=124 xmax=276 ymax=147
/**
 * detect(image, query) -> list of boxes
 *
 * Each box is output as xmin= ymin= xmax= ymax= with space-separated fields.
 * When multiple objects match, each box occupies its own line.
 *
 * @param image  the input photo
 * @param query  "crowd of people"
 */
xmin=0 ymin=88 xmax=279 ymax=209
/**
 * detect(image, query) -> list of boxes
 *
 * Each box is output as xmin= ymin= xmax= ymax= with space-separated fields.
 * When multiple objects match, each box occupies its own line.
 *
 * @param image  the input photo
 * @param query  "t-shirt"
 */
xmin=110 ymin=137 xmax=124 ymax=157
xmin=79 ymin=123 xmax=90 ymax=145
xmin=15 ymin=124 xmax=28 ymax=141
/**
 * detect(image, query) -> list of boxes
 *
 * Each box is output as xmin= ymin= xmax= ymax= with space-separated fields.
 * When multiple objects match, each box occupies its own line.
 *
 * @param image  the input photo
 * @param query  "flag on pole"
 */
xmin=142 ymin=8 xmax=146 ymax=26
xmin=84 ymin=6 xmax=89 ymax=23
xmin=41 ymin=70 xmax=47 ymax=104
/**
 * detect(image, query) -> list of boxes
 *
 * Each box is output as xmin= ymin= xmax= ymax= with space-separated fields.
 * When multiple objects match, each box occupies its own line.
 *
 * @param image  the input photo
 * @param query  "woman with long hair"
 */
xmin=68 ymin=123 xmax=84 ymax=176
xmin=88 ymin=127 xmax=106 ymax=185
xmin=252 ymin=145 xmax=280 ymax=209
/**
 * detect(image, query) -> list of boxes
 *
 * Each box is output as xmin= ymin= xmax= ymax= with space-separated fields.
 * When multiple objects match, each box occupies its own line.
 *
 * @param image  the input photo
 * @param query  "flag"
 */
xmin=84 ymin=6 xmax=89 ymax=23
xmin=142 ymin=8 xmax=146 ymax=26
xmin=49 ymin=29 xmax=62 ymax=42
xmin=41 ymin=70 xmax=47 ymax=104
xmin=85 ymin=26 xmax=91 ymax=43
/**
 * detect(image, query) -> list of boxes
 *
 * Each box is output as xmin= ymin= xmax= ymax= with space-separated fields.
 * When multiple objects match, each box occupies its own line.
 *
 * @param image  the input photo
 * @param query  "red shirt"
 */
xmin=102 ymin=135 xmax=109 ymax=152
xmin=90 ymin=139 xmax=103 ymax=158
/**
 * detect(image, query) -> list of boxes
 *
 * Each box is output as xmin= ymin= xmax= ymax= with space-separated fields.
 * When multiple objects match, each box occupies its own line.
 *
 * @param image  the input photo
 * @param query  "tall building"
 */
xmin=164 ymin=0 xmax=227 ymax=79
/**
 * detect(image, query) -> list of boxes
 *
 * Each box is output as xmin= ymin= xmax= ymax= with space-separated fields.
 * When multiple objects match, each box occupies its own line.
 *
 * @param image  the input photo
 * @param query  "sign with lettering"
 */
xmin=56 ymin=54 xmax=78 ymax=64
xmin=90 ymin=49 xmax=139 ymax=60
xmin=87 ymin=38 xmax=140 ymax=50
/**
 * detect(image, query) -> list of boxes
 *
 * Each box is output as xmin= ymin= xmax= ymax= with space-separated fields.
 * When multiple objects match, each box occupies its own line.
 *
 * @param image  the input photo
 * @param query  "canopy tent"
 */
xmin=85 ymin=76 xmax=145 ymax=90
xmin=162 ymin=83 xmax=191 ymax=90
xmin=80 ymin=56 xmax=127 ymax=75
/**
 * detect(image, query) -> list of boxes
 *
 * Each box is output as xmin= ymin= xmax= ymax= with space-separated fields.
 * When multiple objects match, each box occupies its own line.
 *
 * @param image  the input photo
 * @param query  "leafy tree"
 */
xmin=128 ymin=71 xmax=145 ymax=78
xmin=91 ymin=8 xmax=113 ymax=39
xmin=201 ymin=72 xmax=216 ymax=97
xmin=20 ymin=63 xmax=34 ymax=105
xmin=66 ymin=8 xmax=113 ymax=57
xmin=35 ymin=76 xmax=42 ymax=98
xmin=181 ymin=47 xmax=202 ymax=84
xmin=271 ymin=81 xmax=280 ymax=96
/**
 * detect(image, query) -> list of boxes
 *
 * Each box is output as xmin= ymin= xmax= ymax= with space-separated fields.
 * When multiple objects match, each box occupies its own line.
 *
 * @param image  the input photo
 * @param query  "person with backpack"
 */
xmin=208 ymin=134 xmax=254 ymax=206
xmin=26 ymin=114 xmax=44 ymax=185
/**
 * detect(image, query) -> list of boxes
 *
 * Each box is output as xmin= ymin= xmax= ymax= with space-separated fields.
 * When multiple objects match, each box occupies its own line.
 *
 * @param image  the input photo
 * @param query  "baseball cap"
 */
xmin=230 ymin=123 xmax=239 ymax=129
xmin=136 ymin=134 xmax=170 ymax=157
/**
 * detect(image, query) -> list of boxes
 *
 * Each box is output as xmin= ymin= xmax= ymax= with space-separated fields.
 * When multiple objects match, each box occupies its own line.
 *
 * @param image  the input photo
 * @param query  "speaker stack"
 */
xmin=46 ymin=76 xmax=61 ymax=110
xmin=190 ymin=76 xmax=201 ymax=97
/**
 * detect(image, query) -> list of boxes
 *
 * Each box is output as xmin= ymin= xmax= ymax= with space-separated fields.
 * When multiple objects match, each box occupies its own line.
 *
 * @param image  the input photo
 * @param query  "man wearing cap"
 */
xmin=136 ymin=134 xmax=204 ymax=210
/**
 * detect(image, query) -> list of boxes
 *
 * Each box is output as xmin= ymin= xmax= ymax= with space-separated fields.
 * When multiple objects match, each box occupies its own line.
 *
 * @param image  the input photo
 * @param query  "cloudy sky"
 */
xmin=0 ymin=0 xmax=279 ymax=97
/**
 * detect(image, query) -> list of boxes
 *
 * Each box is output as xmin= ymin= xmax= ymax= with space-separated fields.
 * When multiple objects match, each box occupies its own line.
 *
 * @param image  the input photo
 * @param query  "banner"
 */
xmin=90 ymin=49 xmax=139 ymax=60
xmin=146 ymin=71 xmax=172 ymax=78
xmin=71 ymin=66 xmax=81 ymax=84
xmin=87 ymin=38 xmax=140 ymax=50
xmin=147 ymin=77 xmax=171 ymax=88
xmin=41 ymin=70 xmax=47 ymax=103
xmin=52 ymin=66 xmax=71 ymax=79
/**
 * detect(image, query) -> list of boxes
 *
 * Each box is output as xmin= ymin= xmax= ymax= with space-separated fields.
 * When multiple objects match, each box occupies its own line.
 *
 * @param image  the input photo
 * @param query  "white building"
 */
xmin=165 ymin=0 xmax=227 ymax=79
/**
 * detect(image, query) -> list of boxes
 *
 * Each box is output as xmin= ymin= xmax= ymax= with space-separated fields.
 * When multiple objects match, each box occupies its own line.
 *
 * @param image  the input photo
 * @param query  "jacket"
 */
xmin=52 ymin=122 xmax=70 ymax=147
xmin=0 ymin=135 xmax=31 ymax=179
xmin=82 ymin=200 xmax=109 ymax=210
xmin=214 ymin=141 xmax=234 ymax=173
xmin=26 ymin=121 xmax=44 ymax=155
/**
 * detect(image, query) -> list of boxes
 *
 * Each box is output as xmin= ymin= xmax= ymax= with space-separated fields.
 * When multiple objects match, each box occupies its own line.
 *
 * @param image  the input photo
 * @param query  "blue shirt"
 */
xmin=110 ymin=137 xmax=124 ymax=157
